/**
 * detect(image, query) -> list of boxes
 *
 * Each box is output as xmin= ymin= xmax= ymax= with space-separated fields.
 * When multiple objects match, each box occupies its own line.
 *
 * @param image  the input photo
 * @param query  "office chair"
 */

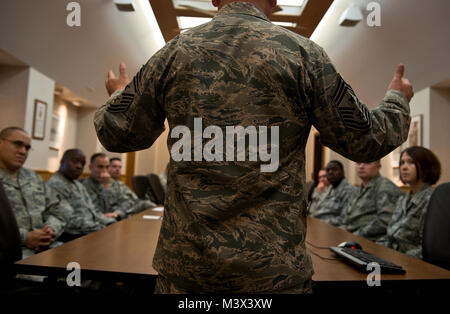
xmin=131 ymin=175 xmax=151 ymax=200
xmin=423 ymin=182 xmax=450 ymax=270
xmin=0 ymin=179 xmax=22 ymax=289
xmin=148 ymin=173 xmax=165 ymax=205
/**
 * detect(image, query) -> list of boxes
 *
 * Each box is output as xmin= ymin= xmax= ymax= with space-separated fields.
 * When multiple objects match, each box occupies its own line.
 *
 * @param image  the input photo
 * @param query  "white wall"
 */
xmin=135 ymin=119 xmax=170 ymax=175
xmin=46 ymin=100 xmax=79 ymax=172
xmin=0 ymin=65 xmax=28 ymax=128
xmin=75 ymin=107 xmax=98 ymax=162
xmin=430 ymin=88 xmax=450 ymax=183
xmin=409 ymin=88 xmax=431 ymax=148
xmin=23 ymin=68 xmax=55 ymax=170
xmin=304 ymin=128 xmax=316 ymax=182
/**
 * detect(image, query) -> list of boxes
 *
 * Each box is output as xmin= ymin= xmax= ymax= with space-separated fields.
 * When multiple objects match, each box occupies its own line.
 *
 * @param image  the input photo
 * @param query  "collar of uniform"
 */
xmin=56 ymin=170 xmax=77 ymax=185
xmin=361 ymin=173 xmax=381 ymax=191
xmin=333 ymin=177 xmax=348 ymax=192
xmin=216 ymin=2 xmax=270 ymax=22
xmin=0 ymin=167 xmax=22 ymax=187
xmin=409 ymin=183 xmax=431 ymax=204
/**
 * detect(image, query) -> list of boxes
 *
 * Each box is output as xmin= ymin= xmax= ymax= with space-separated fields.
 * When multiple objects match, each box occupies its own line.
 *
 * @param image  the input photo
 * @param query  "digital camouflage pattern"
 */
xmin=0 ymin=167 xmax=66 ymax=256
xmin=94 ymin=2 xmax=410 ymax=293
xmin=81 ymin=176 xmax=155 ymax=218
xmin=46 ymin=172 xmax=115 ymax=235
xmin=311 ymin=178 xmax=357 ymax=226
xmin=377 ymin=184 xmax=433 ymax=259
xmin=114 ymin=179 xmax=157 ymax=214
xmin=340 ymin=174 xmax=402 ymax=242
xmin=308 ymin=186 xmax=328 ymax=216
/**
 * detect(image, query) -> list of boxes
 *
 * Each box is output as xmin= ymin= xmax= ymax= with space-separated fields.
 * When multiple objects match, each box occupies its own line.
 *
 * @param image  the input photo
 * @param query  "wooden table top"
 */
xmin=16 ymin=210 xmax=450 ymax=283
xmin=306 ymin=216 xmax=450 ymax=282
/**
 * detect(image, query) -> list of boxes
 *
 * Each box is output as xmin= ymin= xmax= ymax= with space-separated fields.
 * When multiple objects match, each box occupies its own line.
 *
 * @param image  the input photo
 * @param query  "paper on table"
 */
xmin=143 ymin=215 xmax=162 ymax=220
xmin=152 ymin=206 xmax=164 ymax=212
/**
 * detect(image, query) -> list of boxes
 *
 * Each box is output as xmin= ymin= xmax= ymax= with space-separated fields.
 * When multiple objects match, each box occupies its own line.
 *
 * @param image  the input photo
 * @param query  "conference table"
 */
xmin=15 ymin=209 xmax=450 ymax=292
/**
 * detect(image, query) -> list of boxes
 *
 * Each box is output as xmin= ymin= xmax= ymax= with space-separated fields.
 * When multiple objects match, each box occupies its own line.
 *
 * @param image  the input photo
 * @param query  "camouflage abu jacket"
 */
xmin=46 ymin=172 xmax=115 ymax=235
xmin=377 ymin=184 xmax=433 ymax=259
xmin=340 ymin=174 xmax=402 ymax=242
xmin=94 ymin=2 xmax=410 ymax=293
xmin=0 ymin=167 xmax=66 ymax=256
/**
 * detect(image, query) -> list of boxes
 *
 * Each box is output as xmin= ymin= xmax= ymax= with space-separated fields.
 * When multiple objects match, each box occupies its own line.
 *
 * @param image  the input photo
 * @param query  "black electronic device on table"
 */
xmin=330 ymin=246 xmax=407 ymax=274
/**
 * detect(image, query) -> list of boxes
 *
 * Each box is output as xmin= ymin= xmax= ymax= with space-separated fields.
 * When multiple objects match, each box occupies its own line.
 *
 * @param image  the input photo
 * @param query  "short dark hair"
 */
xmin=61 ymin=149 xmax=85 ymax=163
xmin=90 ymin=153 xmax=108 ymax=164
xmin=0 ymin=126 xmax=27 ymax=139
xmin=327 ymin=160 xmax=344 ymax=171
xmin=110 ymin=157 xmax=121 ymax=163
xmin=400 ymin=146 xmax=441 ymax=185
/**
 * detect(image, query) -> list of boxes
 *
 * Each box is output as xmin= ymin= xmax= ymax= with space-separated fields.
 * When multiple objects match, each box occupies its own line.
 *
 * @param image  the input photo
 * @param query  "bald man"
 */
xmin=339 ymin=161 xmax=402 ymax=242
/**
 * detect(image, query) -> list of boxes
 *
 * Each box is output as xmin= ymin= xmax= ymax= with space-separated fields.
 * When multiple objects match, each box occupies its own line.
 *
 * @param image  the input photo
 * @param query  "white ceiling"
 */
xmin=1 ymin=0 xmax=449 ymax=109
xmin=311 ymin=0 xmax=450 ymax=107
xmin=0 ymin=0 xmax=164 ymax=108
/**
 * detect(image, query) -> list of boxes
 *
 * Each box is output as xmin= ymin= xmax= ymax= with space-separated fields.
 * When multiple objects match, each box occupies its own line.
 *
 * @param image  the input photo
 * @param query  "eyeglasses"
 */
xmin=2 ymin=138 xmax=32 ymax=151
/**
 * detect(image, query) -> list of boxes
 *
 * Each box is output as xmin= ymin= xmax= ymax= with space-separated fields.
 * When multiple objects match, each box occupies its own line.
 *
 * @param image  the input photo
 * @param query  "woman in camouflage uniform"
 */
xmin=378 ymin=146 xmax=441 ymax=259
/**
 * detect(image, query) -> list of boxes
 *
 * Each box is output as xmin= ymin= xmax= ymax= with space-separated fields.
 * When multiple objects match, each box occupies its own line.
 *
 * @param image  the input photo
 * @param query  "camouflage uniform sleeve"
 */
xmin=376 ymin=195 xmax=404 ymax=248
xmin=327 ymin=185 xmax=357 ymax=227
xmin=47 ymin=180 xmax=107 ymax=234
xmin=376 ymin=234 xmax=391 ymax=248
xmin=354 ymin=182 xmax=402 ymax=239
xmin=94 ymin=40 xmax=179 ymax=152
xmin=108 ymin=188 xmax=133 ymax=219
xmin=116 ymin=181 xmax=156 ymax=215
xmin=129 ymin=199 xmax=156 ymax=215
xmin=307 ymin=45 xmax=411 ymax=162
xmin=18 ymin=228 xmax=27 ymax=246
xmin=42 ymin=185 xmax=66 ymax=239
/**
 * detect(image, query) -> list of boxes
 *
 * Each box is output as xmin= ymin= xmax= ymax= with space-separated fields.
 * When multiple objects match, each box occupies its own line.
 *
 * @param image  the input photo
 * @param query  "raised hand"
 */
xmin=105 ymin=62 xmax=130 ymax=96
xmin=388 ymin=64 xmax=414 ymax=102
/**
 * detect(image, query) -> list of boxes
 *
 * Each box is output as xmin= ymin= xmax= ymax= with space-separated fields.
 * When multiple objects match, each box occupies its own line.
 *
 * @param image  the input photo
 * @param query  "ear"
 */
xmin=89 ymin=163 xmax=93 ymax=171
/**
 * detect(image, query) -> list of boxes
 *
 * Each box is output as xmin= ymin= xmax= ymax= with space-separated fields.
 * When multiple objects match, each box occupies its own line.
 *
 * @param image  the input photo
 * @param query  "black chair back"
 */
xmin=423 ymin=182 xmax=450 ymax=270
xmin=131 ymin=175 xmax=151 ymax=200
xmin=148 ymin=174 xmax=165 ymax=205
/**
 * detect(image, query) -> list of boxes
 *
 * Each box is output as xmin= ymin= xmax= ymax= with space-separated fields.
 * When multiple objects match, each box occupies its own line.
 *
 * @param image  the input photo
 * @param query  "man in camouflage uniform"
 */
xmin=0 ymin=127 xmax=66 ymax=258
xmin=339 ymin=161 xmax=402 ymax=242
xmin=82 ymin=153 xmax=155 ymax=219
xmin=311 ymin=160 xmax=357 ymax=226
xmin=46 ymin=149 xmax=116 ymax=241
xmin=94 ymin=0 xmax=413 ymax=293
xmin=109 ymin=157 xmax=157 ymax=214
xmin=308 ymin=169 xmax=330 ymax=216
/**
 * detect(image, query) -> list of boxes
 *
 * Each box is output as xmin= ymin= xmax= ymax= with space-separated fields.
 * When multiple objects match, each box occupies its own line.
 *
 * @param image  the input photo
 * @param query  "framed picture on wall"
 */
xmin=49 ymin=113 xmax=63 ymax=150
xmin=32 ymin=99 xmax=47 ymax=140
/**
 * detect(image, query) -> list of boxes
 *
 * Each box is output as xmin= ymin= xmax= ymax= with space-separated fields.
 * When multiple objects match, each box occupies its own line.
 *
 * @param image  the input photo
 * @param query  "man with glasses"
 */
xmin=0 ymin=127 xmax=66 ymax=258
xmin=338 ymin=161 xmax=402 ymax=242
